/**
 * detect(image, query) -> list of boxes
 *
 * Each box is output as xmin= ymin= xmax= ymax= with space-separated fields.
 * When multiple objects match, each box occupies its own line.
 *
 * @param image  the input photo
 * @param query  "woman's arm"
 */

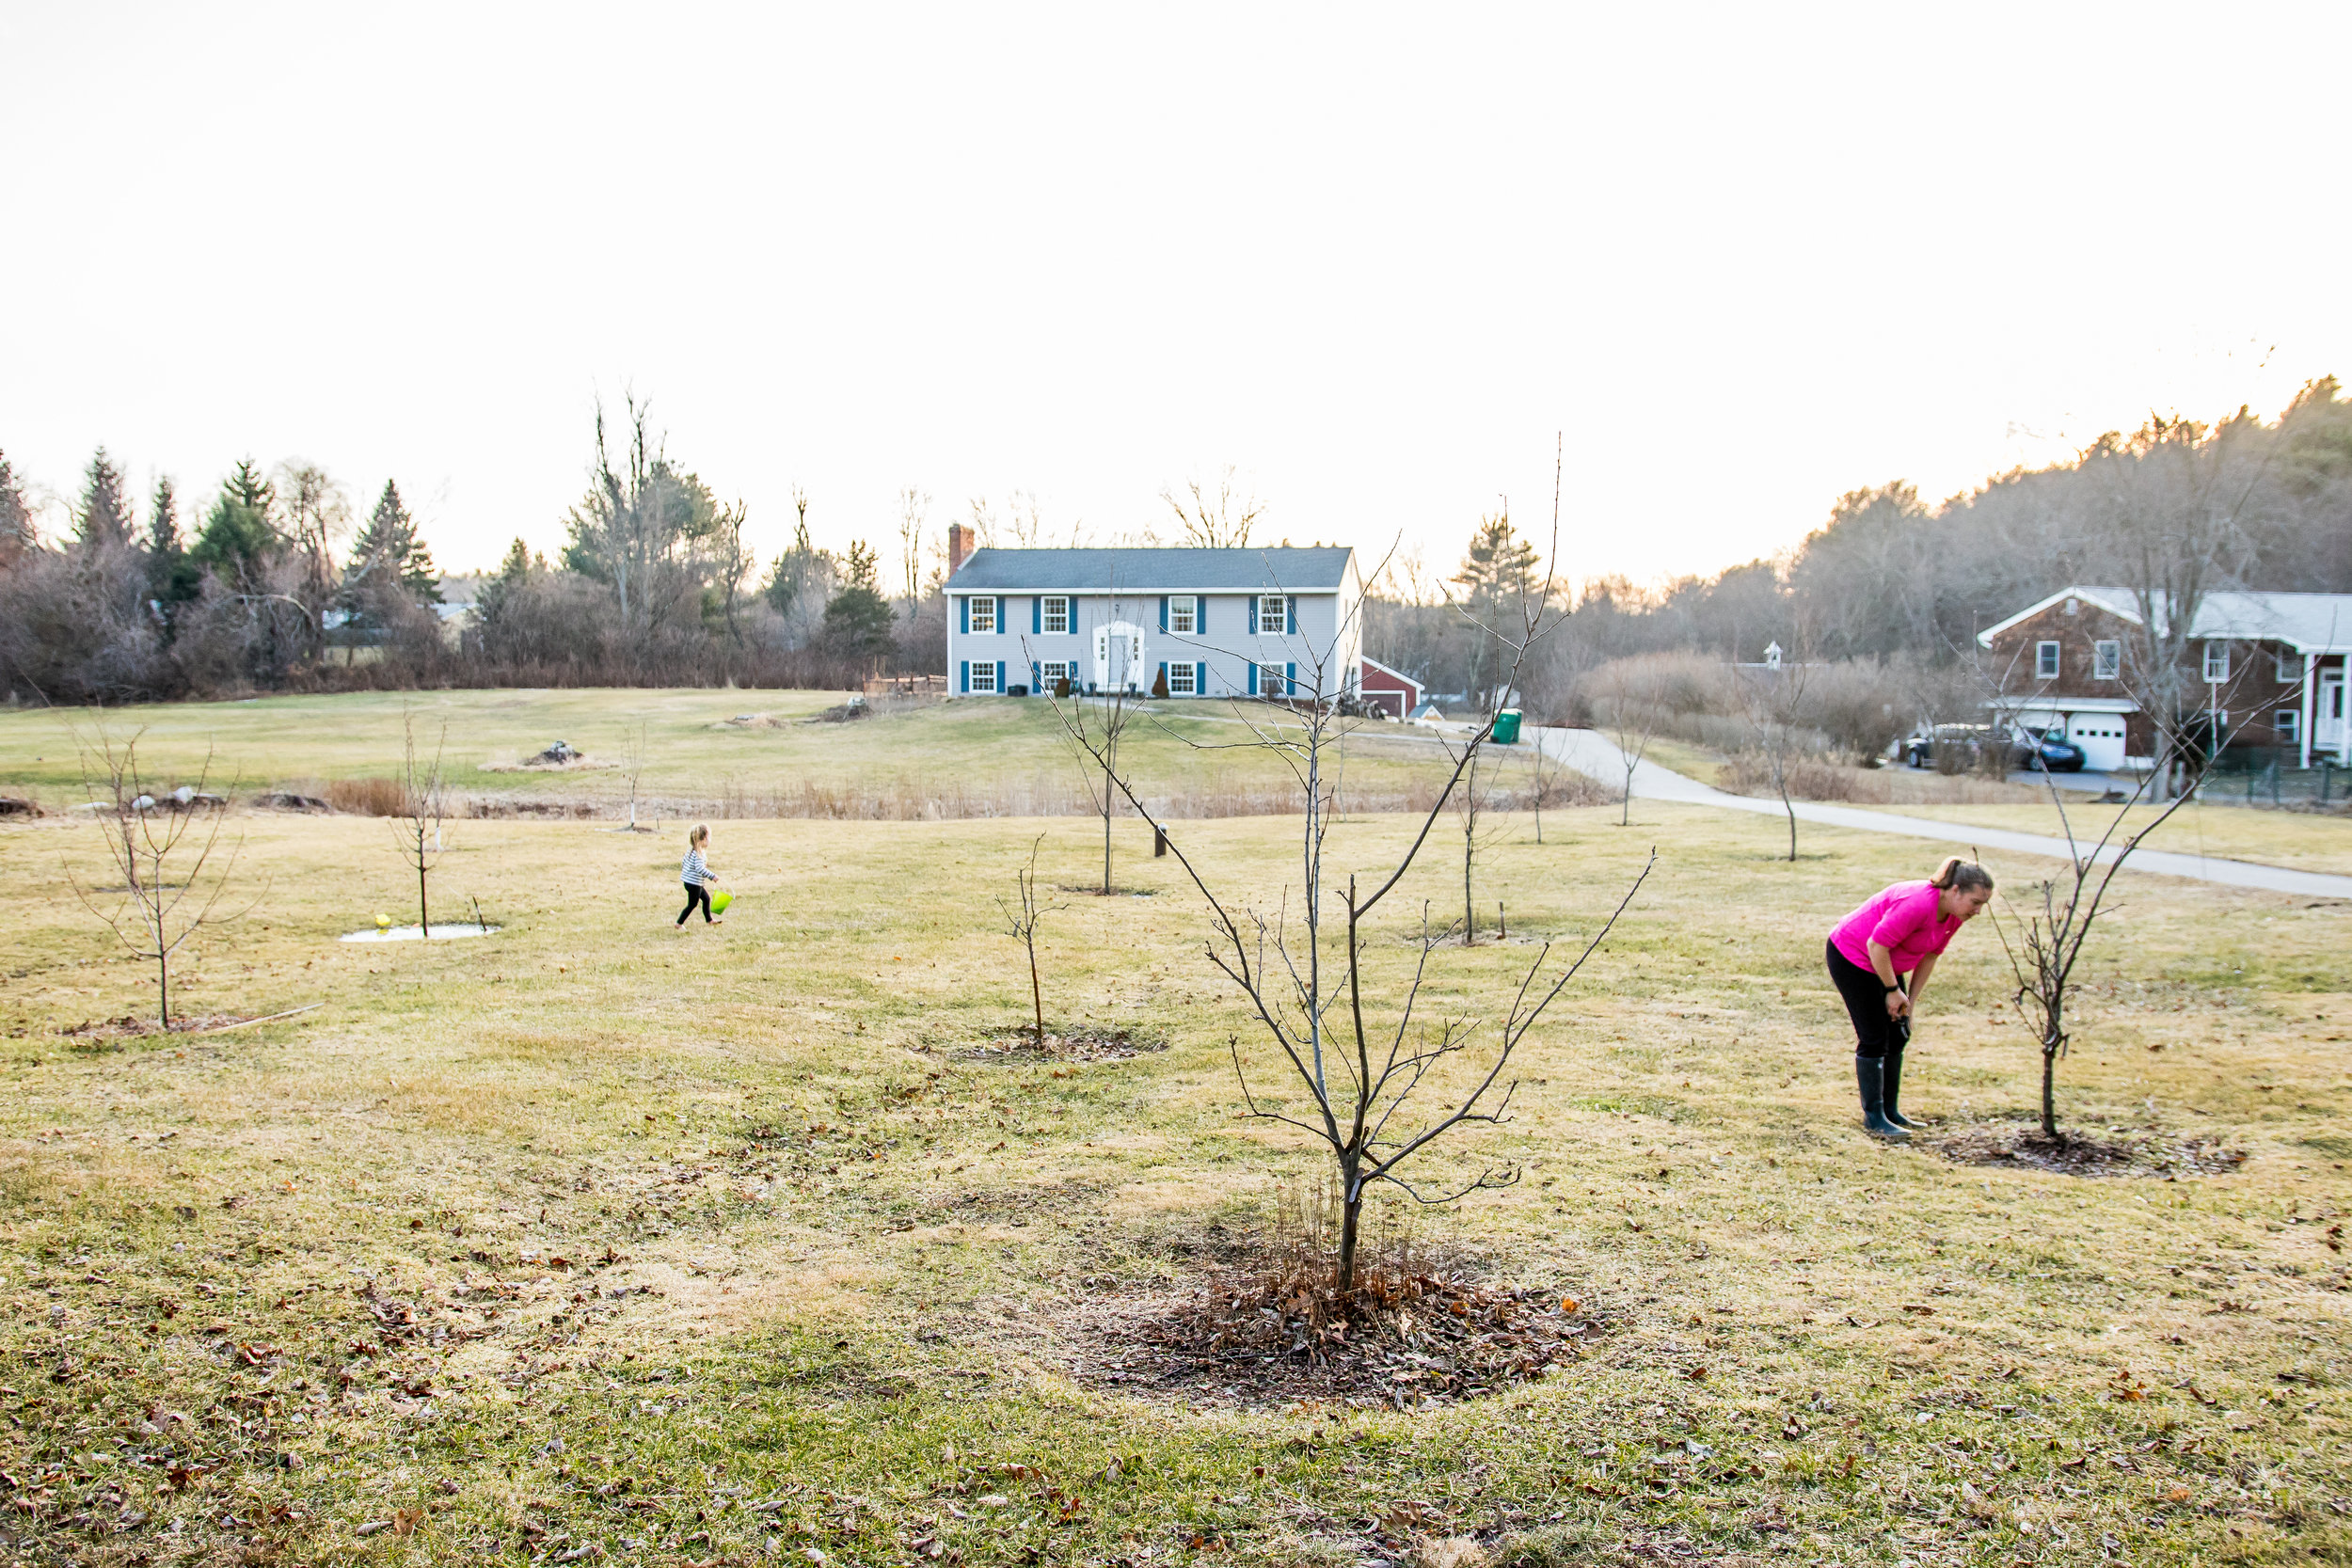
xmin=1908 ymin=951 xmax=1938 ymax=1009
xmin=1867 ymin=941 xmax=1911 ymax=1019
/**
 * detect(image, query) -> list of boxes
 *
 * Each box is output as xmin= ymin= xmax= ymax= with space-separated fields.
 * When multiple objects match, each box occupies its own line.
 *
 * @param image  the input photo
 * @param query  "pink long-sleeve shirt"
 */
xmin=1831 ymin=880 xmax=1963 ymax=974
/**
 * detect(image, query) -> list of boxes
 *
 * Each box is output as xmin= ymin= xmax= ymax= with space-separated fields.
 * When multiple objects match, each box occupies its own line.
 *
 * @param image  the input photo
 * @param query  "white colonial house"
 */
xmin=941 ymin=533 xmax=1366 ymax=701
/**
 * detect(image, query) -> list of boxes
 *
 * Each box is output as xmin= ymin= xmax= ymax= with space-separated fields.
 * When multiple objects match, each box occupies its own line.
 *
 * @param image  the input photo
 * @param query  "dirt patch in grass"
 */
xmin=1057 ymin=1259 xmax=1595 ymax=1410
xmin=951 ymin=1027 xmax=1168 ymax=1063
xmin=60 ymin=1011 xmax=272 ymax=1040
xmin=1923 ymin=1119 xmax=2248 ymax=1178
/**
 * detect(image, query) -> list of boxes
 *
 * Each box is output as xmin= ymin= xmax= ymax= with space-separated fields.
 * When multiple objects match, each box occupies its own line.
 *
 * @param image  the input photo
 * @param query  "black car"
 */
xmin=2014 ymin=726 xmax=2087 ymax=772
xmin=1906 ymin=723 xmax=2087 ymax=772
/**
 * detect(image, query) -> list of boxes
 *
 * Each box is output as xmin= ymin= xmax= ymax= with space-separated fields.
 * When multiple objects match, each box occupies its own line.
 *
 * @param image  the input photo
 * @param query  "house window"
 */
xmin=1168 ymin=595 xmax=1198 ymax=635
xmin=1259 ymin=662 xmax=1287 ymax=696
xmin=2202 ymin=642 xmax=2230 ymax=683
xmin=1167 ymin=661 xmax=1196 ymax=695
xmin=1039 ymin=660 xmax=1070 ymax=689
xmin=1259 ymin=594 xmax=1287 ymax=635
xmin=2278 ymin=649 xmax=2301 ymax=683
xmin=970 ymin=596 xmax=997 ymax=634
xmin=970 ymin=661 xmax=998 ymax=693
xmin=2092 ymin=640 xmax=2121 ymax=681
xmin=2277 ymin=709 xmax=2301 ymax=746
xmin=1041 ymin=596 xmax=1070 ymax=635
xmin=2036 ymin=641 xmax=2061 ymax=679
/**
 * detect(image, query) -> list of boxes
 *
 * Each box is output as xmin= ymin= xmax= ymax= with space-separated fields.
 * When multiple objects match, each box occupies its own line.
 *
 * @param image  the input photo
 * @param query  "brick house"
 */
xmin=941 ymin=529 xmax=1367 ymax=701
xmin=1976 ymin=586 xmax=2352 ymax=769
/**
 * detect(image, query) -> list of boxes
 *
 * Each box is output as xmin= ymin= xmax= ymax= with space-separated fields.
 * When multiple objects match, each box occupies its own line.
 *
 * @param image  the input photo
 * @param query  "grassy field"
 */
xmin=1 ymin=760 xmax=2347 ymax=1565
xmin=0 ymin=690 xmax=1522 ymax=822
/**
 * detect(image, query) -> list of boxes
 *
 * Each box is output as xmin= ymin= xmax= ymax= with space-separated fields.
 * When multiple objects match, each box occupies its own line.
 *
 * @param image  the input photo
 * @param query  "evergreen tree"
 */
xmin=145 ymin=476 xmax=203 ymax=612
xmin=821 ymin=538 xmax=895 ymax=659
xmin=345 ymin=480 xmax=441 ymax=608
xmin=76 ymin=447 xmax=134 ymax=548
xmin=191 ymin=459 xmax=278 ymax=581
xmin=762 ymin=515 xmax=829 ymax=616
xmin=473 ymin=537 xmax=536 ymax=627
xmin=1451 ymin=512 xmax=1541 ymax=705
xmin=0 ymin=449 xmax=31 ymax=566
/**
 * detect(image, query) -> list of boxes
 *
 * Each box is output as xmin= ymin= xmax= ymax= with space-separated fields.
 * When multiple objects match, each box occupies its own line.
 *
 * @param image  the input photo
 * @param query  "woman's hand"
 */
xmin=1884 ymin=989 xmax=1911 ymax=1021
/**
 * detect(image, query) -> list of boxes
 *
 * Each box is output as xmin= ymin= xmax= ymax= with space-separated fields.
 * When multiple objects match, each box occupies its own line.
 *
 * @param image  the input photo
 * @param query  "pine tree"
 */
xmin=76 ymin=447 xmax=134 ymax=548
xmin=1451 ymin=512 xmax=1542 ymax=707
xmin=345 ymin=480 xmax=440 ymax=608
xmin=145 ymin=476 xmax=202 ymax=612
xmin=191 ymin=459 xmax=278 ymax=581
xmin=0 ymin=449 xmax=31 ymax=566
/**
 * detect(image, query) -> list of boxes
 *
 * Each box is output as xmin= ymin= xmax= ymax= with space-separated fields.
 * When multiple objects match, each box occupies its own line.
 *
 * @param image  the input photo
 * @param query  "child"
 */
xmin=676 ymin=824 xmax=723 ymax=927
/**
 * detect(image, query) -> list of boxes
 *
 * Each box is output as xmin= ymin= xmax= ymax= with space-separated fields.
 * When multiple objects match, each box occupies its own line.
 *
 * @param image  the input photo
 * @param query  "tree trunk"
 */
xmin=1103 ymin=760 xmax=1113 ymax=895
xmin=1028 ymin=943 xmax=1045 ymax=1040
xmin=2041 ymin=1041 xmax=2059 ymax=1139
xmin=1782 ymin=785 xmax=1797 ymax=862
xmin=419 ymin=861 xmax=431 ymax=940
xmin=157 ymin=949 xmax=169 ymax=1033
xmin=1336 ymin=1181 xmax=1363 ymax=1295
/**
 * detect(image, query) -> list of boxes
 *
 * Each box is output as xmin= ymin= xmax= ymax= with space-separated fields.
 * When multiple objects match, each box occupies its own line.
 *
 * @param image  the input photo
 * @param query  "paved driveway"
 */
xmin=1537 ymin=727 xmax=2352 ymax=901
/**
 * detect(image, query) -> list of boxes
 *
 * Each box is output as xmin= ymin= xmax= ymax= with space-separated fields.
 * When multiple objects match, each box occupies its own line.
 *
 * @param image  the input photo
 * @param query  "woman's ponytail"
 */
xmin=1930 ymin=855 xmax=1994 ymax=894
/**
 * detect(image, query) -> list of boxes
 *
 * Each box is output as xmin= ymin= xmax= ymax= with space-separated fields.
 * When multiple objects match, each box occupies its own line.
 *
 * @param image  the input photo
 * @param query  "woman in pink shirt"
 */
xmin=1827 ymin=856 xmax=1994 ymax=1139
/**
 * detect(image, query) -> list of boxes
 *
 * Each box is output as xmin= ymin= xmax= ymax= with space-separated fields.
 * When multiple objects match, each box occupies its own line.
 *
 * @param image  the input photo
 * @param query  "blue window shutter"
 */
xmin=1030 ymin=660 xmax=1041 ymax=690
xmin=1197 ymin=596 xmax=1207 ymax=635
xmin=1031 ymin=596 xmax=1041 ymax=635
xmin=959 ymin=597 xmax=969 ymax=634
xmin=959 ymin=660 xmax=970 ymax=693
xmin=1158 ymin=595 xmax=1168 ymax=633
xmin=993 ymin=596 xmax=1003 ymax=629
xmin=995 ymin=660 xmax=1005 ymax=692
xmin=1286 ymin=660 xmax=1296 ymax=694
xmin=1195 ymin=660 xmax=1206 ymax=695
xmin=1286 ymin=596 xmax=1297 ymax=635
xmin=1248 ymin=663 xmax=1258 ymax=696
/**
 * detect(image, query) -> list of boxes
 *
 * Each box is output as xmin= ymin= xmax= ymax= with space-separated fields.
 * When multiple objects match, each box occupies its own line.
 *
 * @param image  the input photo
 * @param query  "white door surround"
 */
xmin=1094 ymin=620 xmax=1147 ymax=693
xmin=2320 ymin=669 xmax=2347 ymax=760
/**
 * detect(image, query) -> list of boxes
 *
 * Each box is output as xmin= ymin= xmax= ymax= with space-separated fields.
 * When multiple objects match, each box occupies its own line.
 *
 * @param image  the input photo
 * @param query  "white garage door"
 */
xmin=2065 ymin=716 xmax=2128 ymax=770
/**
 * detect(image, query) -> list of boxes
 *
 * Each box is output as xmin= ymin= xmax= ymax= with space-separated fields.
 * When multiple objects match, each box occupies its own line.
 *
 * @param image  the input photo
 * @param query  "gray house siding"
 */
xmin=945 ymin=548 xmax=1362 ymax=699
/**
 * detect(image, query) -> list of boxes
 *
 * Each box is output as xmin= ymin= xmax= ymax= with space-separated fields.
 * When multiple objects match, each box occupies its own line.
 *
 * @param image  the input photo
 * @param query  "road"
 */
xmin=1536 ymin=726 xmax=2352 ymax=901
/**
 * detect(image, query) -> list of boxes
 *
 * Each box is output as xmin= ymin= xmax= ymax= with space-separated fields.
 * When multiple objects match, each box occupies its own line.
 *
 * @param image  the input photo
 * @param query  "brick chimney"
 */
xmin=946 ymin=523 xmax=972 ymax=577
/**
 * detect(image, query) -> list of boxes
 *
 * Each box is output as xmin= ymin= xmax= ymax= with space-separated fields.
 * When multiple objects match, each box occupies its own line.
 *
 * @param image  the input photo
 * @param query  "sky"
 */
xmin=4 ymin=3 xmax=2349 ymax=593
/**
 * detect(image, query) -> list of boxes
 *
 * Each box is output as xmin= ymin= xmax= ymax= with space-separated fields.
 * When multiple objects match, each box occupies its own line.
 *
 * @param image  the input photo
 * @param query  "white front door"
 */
xmin=2320 ymin=672 xmax=2347 ymax=755
xmin=1094 ymin=621 xmax=1147 ymax=693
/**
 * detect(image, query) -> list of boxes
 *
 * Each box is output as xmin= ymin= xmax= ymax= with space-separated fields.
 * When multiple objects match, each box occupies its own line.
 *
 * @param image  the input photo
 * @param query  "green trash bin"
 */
xmin=1491 ymin=708 xmax=1522 ymax=745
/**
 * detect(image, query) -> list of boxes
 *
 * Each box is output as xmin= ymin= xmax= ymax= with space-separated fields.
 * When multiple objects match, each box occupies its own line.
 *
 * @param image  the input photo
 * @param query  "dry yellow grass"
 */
xmin=0 ymin=781 xmax=2346 ymax=1564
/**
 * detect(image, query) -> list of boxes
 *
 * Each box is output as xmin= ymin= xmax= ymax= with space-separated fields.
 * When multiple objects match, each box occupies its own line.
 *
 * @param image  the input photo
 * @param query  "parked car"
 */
xmin=1904 ymin=723 xmax=2087 ymax=772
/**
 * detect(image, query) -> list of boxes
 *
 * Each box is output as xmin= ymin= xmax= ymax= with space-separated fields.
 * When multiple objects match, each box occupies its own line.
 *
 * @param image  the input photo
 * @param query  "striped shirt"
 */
xmin=681 ymin=847 xmax=715 ymax=886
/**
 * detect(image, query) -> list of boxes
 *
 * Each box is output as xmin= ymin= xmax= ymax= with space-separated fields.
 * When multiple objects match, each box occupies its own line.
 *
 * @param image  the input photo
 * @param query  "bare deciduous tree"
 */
xmin=898 ymin=487 xmax=930 ymax=626
xmin=1161 ymin=468 xmax=1263 ymax=548
xmin=66 ymin=727 xmax=252 ymax=1030
xmin=392 ymin=711 xmax=452 ymax=935
xmin=1735 ymin=652 xmax=1813 ymax=862
xmin=1048 ymin=533 xmax=1651 ymax=1295
xmin=1592 ymin=659 xmax=1668 ymax=828
xmin=1990 ymin=756 xmax=2208 ymax=1138
xmin=997 ymin=834 xmax=1066 ymax=1041
xmin=617 ymin=719 xmax=652 ymax=832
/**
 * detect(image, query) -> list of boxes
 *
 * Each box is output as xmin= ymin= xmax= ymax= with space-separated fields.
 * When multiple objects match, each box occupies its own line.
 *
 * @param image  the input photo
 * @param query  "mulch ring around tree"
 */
xmin=61 ymin=1013 xmax=255 ymax=1040
xmin=949 ymin=1027 xmax=1168 ymax=1064
xmin=1921 ymin=1118 xmax=2247 ymax=1178
xmin=1055 ymin=1256 xmax=1601 ymax=1411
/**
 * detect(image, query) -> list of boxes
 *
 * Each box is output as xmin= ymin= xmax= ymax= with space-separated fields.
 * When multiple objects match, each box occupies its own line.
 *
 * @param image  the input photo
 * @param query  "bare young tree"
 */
xmin=1160 ymin=467 xmax=1263 ymax=548
xmin=1735 ymin=652 xmax=1813 ymax=862
xmin=66 ymin=727 xmax=251 ymax=1030
xmin=616 ymin=719 xmax=652 ymax=832
xmin=898 ymin=487 xmax=930 ymax=625
xmin=1593 ymin=659 xmax=1668 ymax=828
xmin=392 ymin=710 xmax=452 ymax=935
xmin=1047 ymin=534 xmax=1650 ymax=1295
xmin=1990 ymin=754 xmax=2209 ymax=1138
xmin=997 ymin=834 xmax=1067 ymax=1041
xmin=1033 ymin=585 xmax=1143 ymax=895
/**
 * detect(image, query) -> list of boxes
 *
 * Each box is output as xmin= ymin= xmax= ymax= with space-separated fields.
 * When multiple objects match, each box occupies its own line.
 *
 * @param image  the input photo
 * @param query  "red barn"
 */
xmin=1359 ymin=655 xmax=1424 ymax=719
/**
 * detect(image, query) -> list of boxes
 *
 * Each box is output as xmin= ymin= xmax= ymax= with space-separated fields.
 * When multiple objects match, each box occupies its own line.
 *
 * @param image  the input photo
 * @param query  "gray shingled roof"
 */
xmin=946 ymin=546 xmax=1354 ymax=594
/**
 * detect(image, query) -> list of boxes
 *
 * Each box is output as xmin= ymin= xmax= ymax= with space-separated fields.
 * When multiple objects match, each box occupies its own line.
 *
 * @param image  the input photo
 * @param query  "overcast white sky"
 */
xmin=4 ymin=3 xmax=2348 ymax=591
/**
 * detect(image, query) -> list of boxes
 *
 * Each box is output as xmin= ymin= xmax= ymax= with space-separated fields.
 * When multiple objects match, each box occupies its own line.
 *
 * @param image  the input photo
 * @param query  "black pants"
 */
xmin=1827 ymin=939 xmax=1908 ymax=1057
xmin=677 ymin=881 xmax=712 ymax=925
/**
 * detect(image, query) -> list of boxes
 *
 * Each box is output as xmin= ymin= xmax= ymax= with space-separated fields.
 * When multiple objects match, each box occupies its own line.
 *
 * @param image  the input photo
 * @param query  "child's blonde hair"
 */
xmin=690 ymin=823 xmax=709 ymax=847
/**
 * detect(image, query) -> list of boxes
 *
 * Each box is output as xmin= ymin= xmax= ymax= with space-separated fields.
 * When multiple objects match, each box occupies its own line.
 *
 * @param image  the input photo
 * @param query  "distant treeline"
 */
xmin=1373 ymin=378 xmax=2352 ymax=714
xmin=4 ymin=382 xmax=2346 ymax=707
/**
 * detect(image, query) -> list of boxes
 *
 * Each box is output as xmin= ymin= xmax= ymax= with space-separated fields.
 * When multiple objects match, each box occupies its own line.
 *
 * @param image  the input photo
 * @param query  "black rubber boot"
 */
xmin=1882 ymin=1046 xmax=1917 ymax=1130
xmin=1854 ymin=1053 xmax=1910 ymax=1140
